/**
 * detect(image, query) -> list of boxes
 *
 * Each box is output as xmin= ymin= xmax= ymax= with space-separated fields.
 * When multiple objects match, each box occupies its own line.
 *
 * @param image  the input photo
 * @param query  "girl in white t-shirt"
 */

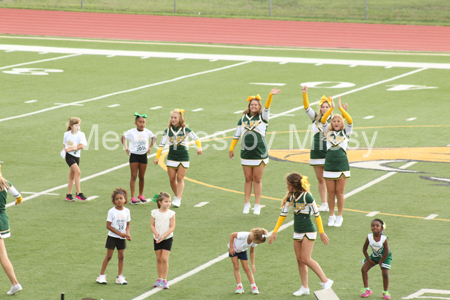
xmin=121 ymin=113 xmax=157 ymax=205
xmin=228 ymin=228 xmax=268 ymax=295
xmin=96 ymin=188 xmax=131 ymax=285
xmin=150 ymin=192 xmax=175 ymax=289
xmin=61 ymin=117 xmax=88 ymax=201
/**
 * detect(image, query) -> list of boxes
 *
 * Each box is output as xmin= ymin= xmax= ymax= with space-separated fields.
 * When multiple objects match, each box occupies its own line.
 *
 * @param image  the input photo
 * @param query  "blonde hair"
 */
xmin=111 ymin=188 xmax=128 ymax=205
xmin=0 ymin=165 xmax=10 ymax=192
xmin=250 ymin=228 xmax=269 ymax=244
xmin=156 ymin=192 xmax=171 ymax=208
xmin=314 ymin=101 xmax=331 ymax=124
xmin=243 ymin=99 xmax=262 ymax=116
xmin=66 ymin=117 xmax=81 ymax=131
xmin=168 ymin=110 xmax=186 ymax=128
xmin=327 ymin=114 xmax=345 ymax=134
xmin=281 ymin=172 xmax=308 ymax=208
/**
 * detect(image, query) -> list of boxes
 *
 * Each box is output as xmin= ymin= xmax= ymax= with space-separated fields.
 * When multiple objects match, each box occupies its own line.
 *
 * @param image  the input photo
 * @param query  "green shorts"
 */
xmin=362 ymin=253 xmax=392 ymax=269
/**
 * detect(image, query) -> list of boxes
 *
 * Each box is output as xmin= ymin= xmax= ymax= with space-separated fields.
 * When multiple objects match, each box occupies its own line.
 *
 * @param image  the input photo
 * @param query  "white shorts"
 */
xmin=293 ymin=232 xmax=317 ymax=241
xmin=323 ymin=170 xmax=351 ymax=179
xmin=240 ymin=158 xmax=269 ymax=167
xmin=166 ymin=160 xmax=189 ymax=169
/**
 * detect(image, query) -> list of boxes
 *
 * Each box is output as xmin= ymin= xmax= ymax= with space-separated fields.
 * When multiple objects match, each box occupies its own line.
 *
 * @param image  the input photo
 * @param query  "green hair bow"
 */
xmin=152 ymin=193 xmax=159 ymax=203
xmin=134 ymin=112 xmax=147 ymax=118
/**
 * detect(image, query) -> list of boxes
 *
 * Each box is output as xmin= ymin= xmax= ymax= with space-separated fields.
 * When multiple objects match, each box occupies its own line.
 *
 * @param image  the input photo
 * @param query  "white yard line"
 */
xmin=0 ymin=53 xmax=81 ymax=70
xmin=2 ymin=35 xmax=449 ymax=57
xmin=1 ymin=45 xmax=449 ymax=69
xmin=0 ymin=60 xmax=251 ymax=123
xmin=132 ymin=161 xmax=417 ymax=300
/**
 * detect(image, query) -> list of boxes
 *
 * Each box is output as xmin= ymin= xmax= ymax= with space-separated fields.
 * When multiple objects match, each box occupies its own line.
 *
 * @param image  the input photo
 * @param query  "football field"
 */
xmin=1 ymin=35 xmax=450 ymax=300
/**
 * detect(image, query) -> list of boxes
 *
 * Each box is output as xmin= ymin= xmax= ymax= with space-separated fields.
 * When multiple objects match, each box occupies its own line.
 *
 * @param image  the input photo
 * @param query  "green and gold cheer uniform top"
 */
xmin=232 ymin=108 xmax=270 ymax=166
xmin=158 ymin=126 xmax=199 ymax=162
xmin=280 ymin=192 xmax=319 ymax=234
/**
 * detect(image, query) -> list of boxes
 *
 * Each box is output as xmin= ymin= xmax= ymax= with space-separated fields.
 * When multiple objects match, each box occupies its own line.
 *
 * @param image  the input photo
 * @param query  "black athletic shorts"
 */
xmin=154 ymin=237 xmax=173 ymax=251
xmin=65 ymin=154 xmax=80 ymax=167
xmin=129 ymin=153 xmax=148 ymax=164
xmin=105 ymin=236 xmax=127 ymax=250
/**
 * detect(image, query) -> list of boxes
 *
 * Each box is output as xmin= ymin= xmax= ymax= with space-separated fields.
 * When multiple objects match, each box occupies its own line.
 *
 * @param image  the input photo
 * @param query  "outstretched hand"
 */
xmin=331 ymin=98 xmax=335 ymax=108
xmin=320 ymin=232 xmax=330 ymax=245
xmin=269 ymin=232 xmax=277 ymax=245
xmin=270 ymin=88 xmax=281 ymax=95
xmin=301 ymin=86 xmax=307 ymax=93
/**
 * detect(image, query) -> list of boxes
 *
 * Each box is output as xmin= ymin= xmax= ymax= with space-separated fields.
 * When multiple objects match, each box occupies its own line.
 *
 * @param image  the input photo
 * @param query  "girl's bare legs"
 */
xmin=335 ymin=177 xmax=347 ymax=216
xmin=117 ymin=249 xmax=125 ymax=276
xmin=129 ymin=163 xmax=139 ymax=198
xmin=167 ymin=168 xmax=178 ymax=197
xmin=100 ymin=248 xmax=114 ymax=275
xmin=242 ymin=166 xmax=253 ymax=204
xmin=138 ymin=163 xmax=147 ymax=196
xmin=251 ymin=164 xmax=265 ymax=205
xmin=325 ymin=180 xmax=336 ymax=216
xmin=313 ymin=166 xmax=327 ymax=205
xmin=231 ymin=256 xmax=241 ymax=284
xmin=0 ymin=239 xmax=18 ymax=286
xmin=294 ymin=239 xmax=328 ymax=285
xmin=240 ymin=259 xmax=255 ymax=285
xmin=175 ymin=167 xmax=188 ymax=199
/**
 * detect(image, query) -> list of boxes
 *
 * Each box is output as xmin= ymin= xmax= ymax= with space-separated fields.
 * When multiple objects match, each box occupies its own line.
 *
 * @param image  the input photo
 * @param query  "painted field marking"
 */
xmin=407 ymin=117 xmax=417 ymax=121
xmin=366 ymin=211 xmax=379 ymax=217
xmin=25 ymin=100 xmax=38 ymax=103
xmin=131 ymin=220 xmax=294 ymax=300
xmin=209 ymin=59 xmax=218 ymax=62
xmin=0 ymin=60 xmax=251 ymax=123
xmin=424 ymin=214 xmax=438 ymax=220
xmin=364 ymin=116 xmax=374 ymax=119
xmin=150 ymin=106 xmax=162 ymax=110
xmin=349 ymin=64 xmax=358 ymax=67
xmin=251 ymin=205 xmax=266 ymax=211
xmin=4 ymin=50 xmax=15 ymax=52
xmin=141 ymin=56 xmax=150 ymax=59
xmin=2 ymin=45 xmax=450 ymax=69
xmin=315 ymin=63 xmax=323 ymax=66
xmin=234 ymin=110 xmax=244 ymax=114
xmin=3 ymin=35 xmax=450 ymax=57
xmin=402 ymin=289 xmax=450 ymax=299
xmin=250 ymin=83 xmax=285 ymax=86
xmin=21 ymin=192 xmax=59 ymax=196
xmin=279 ymin=62 xmax=288 ymax=65
xmin=54 ymin=103 xmax=84 ymax=106
xmin=194 ymin=202 xmax=209 ymax=207
xmin=430 ymin=177 xmax=450 ymax=182
xmin=107 ymin=55 xmax=115 ymax=57
xmin=108 ymin=104 xmax=120 ymax=108
xmin=176 ymin=57 xmax=184 ymax=60
xmin=385 ymin=66 xmax=393 ymax=69
xmin=192 ymin=108 xmax=203 ymax=112
xmin=0 ymin=53 xmax=80 ymax=71
xmin=86 ymin=196 xmax=99 ymax=201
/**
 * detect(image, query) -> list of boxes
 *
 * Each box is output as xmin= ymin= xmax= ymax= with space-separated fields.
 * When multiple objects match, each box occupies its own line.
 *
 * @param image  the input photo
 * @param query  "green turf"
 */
xmin=1 ymin=0 xmax=450 ymax=25
xmin=0 ymin=36 xmax=450 ymax=300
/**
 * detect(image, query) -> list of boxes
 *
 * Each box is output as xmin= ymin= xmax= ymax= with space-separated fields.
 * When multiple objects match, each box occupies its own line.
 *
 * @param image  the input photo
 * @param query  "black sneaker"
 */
xmin=76 ymin=193 xmax=87 ymax=201
xmin=65 ymin=194 xmax=74 ymax=202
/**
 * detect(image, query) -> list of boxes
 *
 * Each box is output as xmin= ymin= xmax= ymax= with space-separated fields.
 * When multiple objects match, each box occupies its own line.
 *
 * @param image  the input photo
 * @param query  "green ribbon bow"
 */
xmin=134 ymin=112 xmax=147 ymax=118
xmin=152 ymin=193 xmax=159 ymax=203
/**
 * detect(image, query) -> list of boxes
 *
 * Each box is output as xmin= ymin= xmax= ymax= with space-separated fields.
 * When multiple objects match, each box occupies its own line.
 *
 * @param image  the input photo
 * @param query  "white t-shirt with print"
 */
xmin=107 ymin=207 xmax=131 ymax=239
xmin=151 ymin=209 xmax=175 ymax=241
xmin=124 ymin=128 xmax=154 ymax=155
xmin=227 ymin=231 xmax=258 ymax=253
xmin=63 ymin=131 xmax=87 ymax=158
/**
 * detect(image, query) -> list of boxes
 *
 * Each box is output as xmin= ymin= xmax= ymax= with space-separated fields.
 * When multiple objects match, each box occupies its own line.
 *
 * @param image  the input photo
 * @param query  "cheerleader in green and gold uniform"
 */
xmin=229 ymin=88 xmax=281 ymax=215
xmin=321 ymin=98 xmax=353 ymax=227
xmin=302 ymin=86 xmax=332 ymax=212
xmin=154 ymin=109 xmax=202 ymax=208
xmin=269 ymin=172 xmax=333 ymax=296
xmin=0 ymin=165 xmax=23 ymax=295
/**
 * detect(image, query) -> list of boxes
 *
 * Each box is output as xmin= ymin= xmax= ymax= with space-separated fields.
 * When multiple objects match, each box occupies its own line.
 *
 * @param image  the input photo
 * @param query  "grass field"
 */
xmin=1 ymin=0 xmax=450 ymax=25
xmin=1 ymin=35 xmax=450 ymax=300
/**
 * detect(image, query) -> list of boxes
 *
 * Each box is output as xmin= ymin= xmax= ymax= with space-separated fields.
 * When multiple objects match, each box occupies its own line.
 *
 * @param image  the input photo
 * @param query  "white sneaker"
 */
xmin=6 ymin=283 xmax=22 ymax=295
xmin=334 ymin=216 xmax=343 ymax=227
xmin=321 ymin=279 xmax=334 ymax=289
xmin=116 ymin=274 xmax=127 ymax=285
xmin=318 ymin=203 xmax=329 ymax=212
xmin=172 ymin=197 xmax=181 ymax=208
xmin=96 ymin=274 xmax=107 ymax=284
xmin=243 ymin=203 xmax=251 ymax=214
xmin=328 ymin=215 xmax=336 ymax=226
xmin=253 ymin=204 xmax=261 ymax=215
xmin=293 ymin=286 xmax=310 ymax=296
